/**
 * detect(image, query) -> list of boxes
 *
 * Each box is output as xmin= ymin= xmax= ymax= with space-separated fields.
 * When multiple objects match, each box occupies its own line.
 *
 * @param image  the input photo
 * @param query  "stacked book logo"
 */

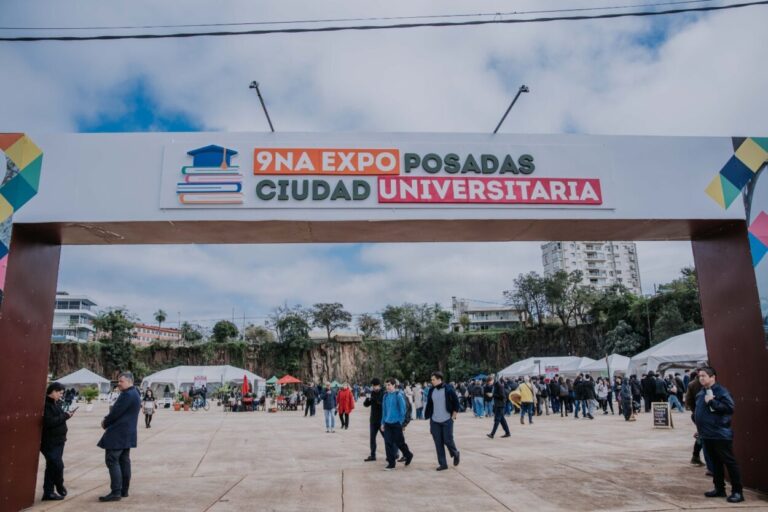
xmin=177 ymin=145 xmax=243 ymax=205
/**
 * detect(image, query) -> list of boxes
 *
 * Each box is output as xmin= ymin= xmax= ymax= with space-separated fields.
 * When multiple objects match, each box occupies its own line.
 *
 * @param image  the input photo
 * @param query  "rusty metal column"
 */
xmin=0 ymin=226 xmax=61 ymax=511
xmin=692 ymin=222 xmax=768 ymax=493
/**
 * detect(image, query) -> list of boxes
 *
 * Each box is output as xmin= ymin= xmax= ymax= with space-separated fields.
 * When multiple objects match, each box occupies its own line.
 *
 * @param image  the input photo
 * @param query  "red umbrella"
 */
xmin=242 ymin=375 xmax=249 ymax=395
xmin=277 ymin=375 xmax=302 ymax=385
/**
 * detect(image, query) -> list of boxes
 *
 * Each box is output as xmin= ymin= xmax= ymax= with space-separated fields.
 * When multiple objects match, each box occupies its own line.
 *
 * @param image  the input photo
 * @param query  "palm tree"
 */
xmin=154 ymin=309 xmax=167 ymax=328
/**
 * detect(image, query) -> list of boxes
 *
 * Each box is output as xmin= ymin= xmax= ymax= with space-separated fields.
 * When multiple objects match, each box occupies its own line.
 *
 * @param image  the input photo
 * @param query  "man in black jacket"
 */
xmin=41 ymin=382 xmax=75 ymax=501
xmin=641 ymin=373 xmax=655 ymax=413
xmin=487 ymin=375 xmax=510 ymax=439
xmin=425 ymin=371 xmax=460 ymax=470
xmin=303 ymin=384 xmax=317 ymax=417
xmin=363 ymin=378 xmax=385 ymax=462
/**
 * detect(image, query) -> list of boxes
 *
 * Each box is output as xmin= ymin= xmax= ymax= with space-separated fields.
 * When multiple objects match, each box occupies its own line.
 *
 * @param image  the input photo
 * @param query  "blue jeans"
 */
xmin=668 ymin=395 xmax=684 ymax=412
xmin=520 ymin=402 xmax=534 ymax=423
xmin=324 ymin=409 xmax=335 ymax=430
xmin=473 ymin=397 xmax=484 ymax=417
xmin=416 ymin=407 xmax=423 ymax=420
xmin=430 ymin=419 xmax=458 ymax=467
xmin=550 ymin=396 xmax=560 ymax=413
xmin=484 ymin=401 xmax=493 ymax=417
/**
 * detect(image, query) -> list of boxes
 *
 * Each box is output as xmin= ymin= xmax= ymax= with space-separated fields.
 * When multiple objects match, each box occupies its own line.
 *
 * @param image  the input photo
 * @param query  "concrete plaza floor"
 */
xmin=27 ymin=402 xmax=768 ymax=512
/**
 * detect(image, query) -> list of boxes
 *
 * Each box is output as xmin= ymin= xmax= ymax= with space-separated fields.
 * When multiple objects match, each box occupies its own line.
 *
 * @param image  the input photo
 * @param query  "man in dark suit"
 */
xmin=97 ymin=372 xmax=141 ymax=502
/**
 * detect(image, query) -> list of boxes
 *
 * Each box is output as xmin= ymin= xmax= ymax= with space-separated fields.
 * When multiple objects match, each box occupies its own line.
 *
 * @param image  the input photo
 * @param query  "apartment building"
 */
xmin=541 ymin=242 xmax=642 ymax=295
xmin=450 ymin=297 xmax=527 ymax=332
xmin=51 ymin=291 xmax=98 ymax=343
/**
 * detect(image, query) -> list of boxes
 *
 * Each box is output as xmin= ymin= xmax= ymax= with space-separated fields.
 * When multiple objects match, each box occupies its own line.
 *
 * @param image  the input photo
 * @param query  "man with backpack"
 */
xmin=381 ymin=378 xmax=413 ymax=470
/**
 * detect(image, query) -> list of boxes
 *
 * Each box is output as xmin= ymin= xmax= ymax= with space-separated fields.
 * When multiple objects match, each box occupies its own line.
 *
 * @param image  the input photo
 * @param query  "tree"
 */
xmin=244 ymin=324 xmax=274 ymax=345
xmin=93 ymin=308 xmax=136 ymax=375
xmin=544 ymin=270 xmax=585 ymax=326
xmin=311 ymin=303 xmax=352 ymax=342
xmin=652 ymin=304 xmax=695 ymax=344
xmin=267 ymin=303 xmax=311 ymax=343
xmin=356 ymin=313 xmax=382 ymax=339
xmin=212 ymin=320 xmax=239 ymax=343
xmin=381 ymin=305 xmax=406 ymax=339
xmin=154 ymin=309 xmax=167 ymax=328
xmin=601 ymin=320 xmax=642 ymax=356
xmin=504 ymin=272 xmax=548 ymax=326
xmin=459 ymin=314 xmax=470 ymax=332
xmin=180 ymin=321 xmax=203 ymax=344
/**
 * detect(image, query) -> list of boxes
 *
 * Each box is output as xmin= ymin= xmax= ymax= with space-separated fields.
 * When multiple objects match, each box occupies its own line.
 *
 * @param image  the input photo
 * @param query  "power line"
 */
xmin=1 ymin=0 xmax=764 ymax=42
xmin=0 ymin=0 xmax=715 ymax=31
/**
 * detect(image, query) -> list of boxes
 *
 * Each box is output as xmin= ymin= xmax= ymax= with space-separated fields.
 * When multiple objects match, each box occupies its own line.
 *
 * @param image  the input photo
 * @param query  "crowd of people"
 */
xmin=39 ymin=367 xmax=744 ymax=504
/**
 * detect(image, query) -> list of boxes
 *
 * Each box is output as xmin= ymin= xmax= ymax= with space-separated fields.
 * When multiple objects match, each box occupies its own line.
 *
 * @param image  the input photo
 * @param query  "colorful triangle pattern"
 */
xmin=707 ymin=137 xmax=768 ymax=210
xmin=0 ymin=133 xmax=44 ymax=298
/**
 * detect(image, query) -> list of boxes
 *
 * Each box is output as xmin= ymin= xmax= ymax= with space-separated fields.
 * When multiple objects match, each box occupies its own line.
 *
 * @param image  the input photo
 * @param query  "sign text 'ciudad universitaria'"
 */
xmin=162 ymin=142 xmax=608 ymax=209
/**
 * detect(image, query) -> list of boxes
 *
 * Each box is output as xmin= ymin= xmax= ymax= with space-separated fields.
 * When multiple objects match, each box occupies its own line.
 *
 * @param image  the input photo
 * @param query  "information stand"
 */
xmin=652 ymin=402 xmax=674 ymax=429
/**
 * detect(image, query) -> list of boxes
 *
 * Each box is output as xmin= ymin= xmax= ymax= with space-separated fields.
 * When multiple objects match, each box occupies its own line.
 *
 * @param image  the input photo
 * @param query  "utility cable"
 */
xmin=0 ymin=0 xmax=764 ymax=42
xmin=0 ymin=0 xmax=715 ymax=31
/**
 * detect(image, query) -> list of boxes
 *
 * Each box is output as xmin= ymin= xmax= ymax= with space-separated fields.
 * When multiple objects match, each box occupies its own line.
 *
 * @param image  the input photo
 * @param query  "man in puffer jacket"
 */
xmin=694 ymin=367 xmax=743 ymax=503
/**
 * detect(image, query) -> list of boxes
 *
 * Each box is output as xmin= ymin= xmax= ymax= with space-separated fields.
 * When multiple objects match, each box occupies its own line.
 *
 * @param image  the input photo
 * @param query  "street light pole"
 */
xmin=249 ymin=81 xmax=275 ymax=132
xmin=493 ymin=85 xmax=530 ymax=134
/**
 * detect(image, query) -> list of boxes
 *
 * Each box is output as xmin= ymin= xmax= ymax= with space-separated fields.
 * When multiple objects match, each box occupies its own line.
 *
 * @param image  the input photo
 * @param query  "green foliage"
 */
xmin=212 ymin=320 xmax=239 ymax=343
xmin=601 ymin=320 xmax=642 ymax=356
xmin=652 ymin=304 xmax=696 ymax=344
xmin=94 ymin=308 xmax=136 ymax=375
xmin=504 ymin=272 xmax=548 ymax=326
xmin=80 ymin=386 xmax=99 ymax=403
xmin=311 ymin=302 xmax=352 ymax=341
xmin=180 ymin=322 xmax=204 ymax=344
xmin=357 ymin=313 xmax=382 ymax=339
xmin=154 ymin=309 xmax=167 ymax=327
xmin=243 ymin=324 xmax=274 ymax=345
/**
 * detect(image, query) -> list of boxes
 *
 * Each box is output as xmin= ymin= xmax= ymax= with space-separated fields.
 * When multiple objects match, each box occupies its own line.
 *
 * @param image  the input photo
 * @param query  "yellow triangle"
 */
xmin=705 ymin=175 xmax=726 ymax=208
xmin=736 ymin=138 xmax=768 ymax=173
xmin=5 ymin=135 xmax=42 ymax=170
xmin=0 ymin=193 xmax=14 ymax=223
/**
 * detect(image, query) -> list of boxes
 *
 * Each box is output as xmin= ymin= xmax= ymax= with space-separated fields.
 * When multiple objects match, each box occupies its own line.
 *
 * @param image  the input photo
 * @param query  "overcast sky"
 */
xmin=2 ymin=1 xmax=766 ymax=327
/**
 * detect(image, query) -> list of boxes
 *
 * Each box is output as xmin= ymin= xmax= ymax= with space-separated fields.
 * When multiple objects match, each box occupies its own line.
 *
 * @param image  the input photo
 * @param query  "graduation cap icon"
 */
xmin=187 ymin=145 xmax=238 ymax=169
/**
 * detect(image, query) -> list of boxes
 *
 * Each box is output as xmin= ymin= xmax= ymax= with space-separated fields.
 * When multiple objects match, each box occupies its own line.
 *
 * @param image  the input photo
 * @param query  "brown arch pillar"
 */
xmin=0 ymin=226 xmax=61 ymax=511
xmin=692 ymin=221 xmax=768 ymax=492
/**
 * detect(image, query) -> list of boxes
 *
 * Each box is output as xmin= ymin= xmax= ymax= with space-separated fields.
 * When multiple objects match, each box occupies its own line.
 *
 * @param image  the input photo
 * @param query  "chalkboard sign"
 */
xmin=652 ymin=402 xmax=674 ymax=429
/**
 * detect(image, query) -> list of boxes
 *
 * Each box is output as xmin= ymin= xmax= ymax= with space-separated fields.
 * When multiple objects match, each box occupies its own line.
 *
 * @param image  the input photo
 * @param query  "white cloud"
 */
xmin=1 ymin=0 xmax=757 ymax=322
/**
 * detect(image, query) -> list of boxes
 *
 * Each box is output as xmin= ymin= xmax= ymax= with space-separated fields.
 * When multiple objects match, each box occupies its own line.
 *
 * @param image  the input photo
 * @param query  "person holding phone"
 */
xmin=41 ymin=382 xmax=76 ymax=501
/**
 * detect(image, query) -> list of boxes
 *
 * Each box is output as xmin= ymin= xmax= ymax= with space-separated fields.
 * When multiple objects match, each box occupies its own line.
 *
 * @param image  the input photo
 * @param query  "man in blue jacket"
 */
xmin=694 ymin=367 xmax=744 ymax=503
xmin=425 ymin=371 xmax=461 ymax=471
xmin=380 ymin=378 xmax=413 ymax=470
xmin=97 ymin=372 xmax=141 ymax=502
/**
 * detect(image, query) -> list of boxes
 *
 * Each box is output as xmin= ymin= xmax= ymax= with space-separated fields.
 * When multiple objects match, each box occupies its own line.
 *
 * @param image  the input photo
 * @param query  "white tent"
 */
xmin=499 ymin=356 xmax=596 ymax=378
xmin=54 ymin=368 xmax=111 ymax=394
xmin=581 ymin=354 xmax=631 ymax=379
xmin=630 ymin=329 xmax=708 ymax=374
xmin=141 ymin=365 xmax=266 ymax=399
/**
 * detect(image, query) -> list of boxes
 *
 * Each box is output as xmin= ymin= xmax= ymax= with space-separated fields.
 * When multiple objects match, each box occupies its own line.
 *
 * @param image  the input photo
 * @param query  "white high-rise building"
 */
xmin=541 ymin=242 xmax=642 ymax=295
xmin=52 ymin=291 xmax=98 ymax=343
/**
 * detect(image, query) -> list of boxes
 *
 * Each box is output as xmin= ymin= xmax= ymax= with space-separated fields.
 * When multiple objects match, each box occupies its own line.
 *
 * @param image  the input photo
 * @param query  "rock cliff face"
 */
xmin=49 ymin=341 xmax=368 ymax=383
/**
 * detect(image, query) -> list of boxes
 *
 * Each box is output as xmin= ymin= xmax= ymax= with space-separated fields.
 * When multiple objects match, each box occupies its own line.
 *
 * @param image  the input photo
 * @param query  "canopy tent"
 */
xmin=472 ymin=374 xmax=487 ymax=381
xmin=630 ymin=329 xmax=708 ymax=374
xmin=278 ymin=375 xmax=302 ymax=385
xmin=141 ymin=365 xmax=266 ymax=398
xmin=331 ymin=380 xmax=341 ymax=388
xmin=54 ymin=368 xmax=111 ymax=394
xmin=265 ymin=376 xmax=279 ymax=385
xmin=498 ymin=356 xmax=596 ymax=378
xmin=581 ymin=354 xmax=631 ymax=379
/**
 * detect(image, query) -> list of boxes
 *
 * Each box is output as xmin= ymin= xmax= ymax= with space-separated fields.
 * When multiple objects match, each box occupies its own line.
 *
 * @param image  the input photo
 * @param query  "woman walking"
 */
xmin=596 ymin=377 xmax=609 ymax=415
xmin=142 ymin=389 xmax=157 ymax=428
xmin=337 ymin=383 xmax=355 ymax=430
xmin=41 ymin=382 xmax=75 ymax=501
xmin=413 ymin=384 xmax=424 ymax=420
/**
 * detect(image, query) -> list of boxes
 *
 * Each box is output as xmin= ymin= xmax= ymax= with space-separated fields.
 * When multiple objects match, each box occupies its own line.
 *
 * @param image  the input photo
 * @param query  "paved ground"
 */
xmin=26 ymin=402 xmax=768 ymax=511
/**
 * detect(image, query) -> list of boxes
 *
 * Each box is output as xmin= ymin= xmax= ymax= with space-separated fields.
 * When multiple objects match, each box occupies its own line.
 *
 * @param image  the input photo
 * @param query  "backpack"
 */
xmin=654 ymin=379 xmax=667 ymax=396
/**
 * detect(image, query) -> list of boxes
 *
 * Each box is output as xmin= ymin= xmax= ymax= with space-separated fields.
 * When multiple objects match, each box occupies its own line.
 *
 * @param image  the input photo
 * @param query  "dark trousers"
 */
xmin=383 ymin=423 xmax=412 ymax=467
xmin=105 ymin=448 xmax=131 ymax=493
xmin=41 ymin=444 xmax=65 ymax=495
xmin=702 ymin=439 xmax=743 ymax=493
xmin=369 ymin=422 xmax=385 ymax=457
xmin=644 ymin=393 xmax=652 ymax=412
xmin=340 ymin=412 xmax=350 ymax=429
xmin=144 ymin=413 xmax=153 ymax=428
xmin=551 ymin=396 xmax=560 ymax=414
xmin=430 ymin=419 xmax=458 ymax=467
xmin=490 ymin=406 xmax=510 ymax=436
xmin=621 ymin=399 xmax=632 ymax=420
xmin=304 ymin=400 xmax=316 ymax=417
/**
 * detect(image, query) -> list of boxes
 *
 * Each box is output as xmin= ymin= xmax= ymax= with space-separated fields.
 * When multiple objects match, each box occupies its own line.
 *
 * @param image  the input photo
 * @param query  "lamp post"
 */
xmin=493 ymin=85 xmax=530 ymax=134
xmin=534 ymin=359 xmax=541 ymax=377
xmin=249 ymin=81 xmax=275 ymax=132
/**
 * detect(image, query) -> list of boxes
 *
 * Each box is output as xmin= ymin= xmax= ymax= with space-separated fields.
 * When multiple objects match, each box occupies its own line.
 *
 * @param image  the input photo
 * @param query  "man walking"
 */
xmin=381 ymin=378 xmax=413 ymax=470
xmin=695 ymin=367 xmax=744 ymax=503
xmin=97 ymin=372 xmax=141 ymax=502
xmin=320 ymin=383 xmax=337 ymax=433
xmin=471 ymin=380 xmax=484 ymax=418
xmin=363 ymin=378 xmax=385 ymax=462
xmin=303 ymin=383 xmax=317 ymax=417
xmin=486 ymin=374 xmax=510 ymax=439
xmin=424 ymin=371 xmax=460 ymax=471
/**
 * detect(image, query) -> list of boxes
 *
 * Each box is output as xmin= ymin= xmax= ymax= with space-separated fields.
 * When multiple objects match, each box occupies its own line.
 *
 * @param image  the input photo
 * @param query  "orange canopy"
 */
xmin=277 ymin=375 xmax=302 ymax=385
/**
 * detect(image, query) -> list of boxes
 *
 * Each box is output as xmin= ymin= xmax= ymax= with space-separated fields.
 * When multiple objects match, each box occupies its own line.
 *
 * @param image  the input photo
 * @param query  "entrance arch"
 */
xmin=1 ymin=132 xmax=766 ymax=510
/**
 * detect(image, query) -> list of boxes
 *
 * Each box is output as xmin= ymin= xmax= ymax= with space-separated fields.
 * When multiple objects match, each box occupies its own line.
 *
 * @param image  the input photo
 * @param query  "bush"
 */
xmin=81 ymin=386 xmax=99 ymax=403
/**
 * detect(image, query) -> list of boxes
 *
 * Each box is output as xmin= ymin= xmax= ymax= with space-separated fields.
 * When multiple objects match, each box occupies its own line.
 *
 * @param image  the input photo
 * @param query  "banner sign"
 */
xmin=193 ymin=376 xmax=207 ymax=390
xmin=544 ymin=365 xmax=560 ymax=377
xmin=160 ymin=140 xmax=613 ymax=210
